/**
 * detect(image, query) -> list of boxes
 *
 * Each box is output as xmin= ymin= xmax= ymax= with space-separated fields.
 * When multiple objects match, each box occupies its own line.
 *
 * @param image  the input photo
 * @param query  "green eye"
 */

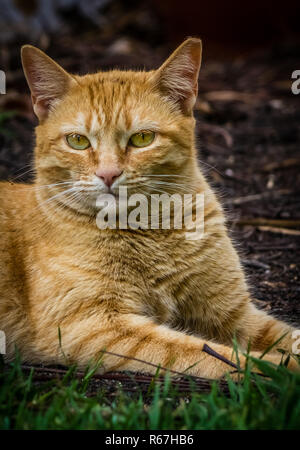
xmin=129 ymin=131 xmax=155 ymax=148
xmin=66 ymin=133 xmax=91 ymax=150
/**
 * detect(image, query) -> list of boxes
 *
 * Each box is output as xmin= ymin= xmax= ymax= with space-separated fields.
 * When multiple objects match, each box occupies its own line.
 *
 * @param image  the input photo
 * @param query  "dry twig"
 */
xmin=257 ymin=226 xmax=300 ymax=236
xmin=236 ymin=218 xmax=300 ymax=228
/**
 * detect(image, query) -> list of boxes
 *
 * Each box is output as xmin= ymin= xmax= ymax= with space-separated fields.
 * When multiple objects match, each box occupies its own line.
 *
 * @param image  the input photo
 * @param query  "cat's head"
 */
xmin=21 ymin=38 xmax=202 ymax=214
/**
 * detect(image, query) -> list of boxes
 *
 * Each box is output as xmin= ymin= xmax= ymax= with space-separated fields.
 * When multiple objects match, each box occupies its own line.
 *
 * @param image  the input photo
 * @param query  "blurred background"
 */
xmin=0 ymin=0 xmax=299 ymax=320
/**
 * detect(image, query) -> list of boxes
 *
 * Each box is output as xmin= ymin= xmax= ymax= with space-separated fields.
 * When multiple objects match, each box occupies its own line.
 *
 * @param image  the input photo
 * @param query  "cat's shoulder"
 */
xmin=0 ymin=182 xmax=34 ymax=213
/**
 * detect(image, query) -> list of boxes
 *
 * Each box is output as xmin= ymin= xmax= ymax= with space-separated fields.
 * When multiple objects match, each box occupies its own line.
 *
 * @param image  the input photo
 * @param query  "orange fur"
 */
xmin=0 ymin=39 xmax=298 ymax=378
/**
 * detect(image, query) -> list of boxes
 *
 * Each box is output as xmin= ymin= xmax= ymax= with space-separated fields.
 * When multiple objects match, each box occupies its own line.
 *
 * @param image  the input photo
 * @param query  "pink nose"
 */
xmin=95 ymin=167 xmax=123 ymax=187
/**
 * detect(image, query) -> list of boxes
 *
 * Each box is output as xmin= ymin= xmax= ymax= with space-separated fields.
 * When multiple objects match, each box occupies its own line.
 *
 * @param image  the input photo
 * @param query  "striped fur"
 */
xmin=0 ymin=39 xmax=298 ymax=378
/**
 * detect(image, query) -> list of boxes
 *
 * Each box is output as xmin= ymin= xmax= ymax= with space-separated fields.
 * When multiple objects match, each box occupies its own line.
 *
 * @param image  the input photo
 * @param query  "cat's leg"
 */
xmin=42 ymin=313 xmax=297 ymax=379
xmin=238 ymin=302 xmax=299 ymax=356
xmin=181 ymin=226 xmax=299 ymax=365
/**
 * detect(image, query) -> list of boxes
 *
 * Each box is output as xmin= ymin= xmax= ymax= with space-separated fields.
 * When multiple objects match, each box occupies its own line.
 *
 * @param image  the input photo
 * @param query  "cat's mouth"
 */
xmin=77 ymin=183 xmax=120 ymax=207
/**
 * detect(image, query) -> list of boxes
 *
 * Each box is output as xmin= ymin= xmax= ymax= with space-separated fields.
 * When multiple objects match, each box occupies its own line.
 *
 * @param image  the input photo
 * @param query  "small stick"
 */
xmin=236 ymin=218 xmax=300 ymax=228
xmin=263 ymin=158 xmax=300 ymax=172
xmin=241 ymin=259 xmax=270 ymax=270
xmin=98 ymin=348 xmax=237 ymax=380
xmin=202 ymin=344 xmax=238 ymax=369
xmin=224 ymin=189 xmax=291 ymax=205
xmin=257 ymin=226 xmax=300 ymax=236
xmin=20 ymin=364 xmax=230 ymax=393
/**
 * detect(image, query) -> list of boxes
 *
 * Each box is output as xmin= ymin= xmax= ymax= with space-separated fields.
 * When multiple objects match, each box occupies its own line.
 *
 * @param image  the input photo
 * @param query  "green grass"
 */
xmin=1 ymin=353 xmax=300 ymax=430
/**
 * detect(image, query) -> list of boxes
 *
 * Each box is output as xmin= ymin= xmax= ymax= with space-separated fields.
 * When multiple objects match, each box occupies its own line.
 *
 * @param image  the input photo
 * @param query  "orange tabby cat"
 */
xmin=0 ymin=38 xmax=298 ymax=379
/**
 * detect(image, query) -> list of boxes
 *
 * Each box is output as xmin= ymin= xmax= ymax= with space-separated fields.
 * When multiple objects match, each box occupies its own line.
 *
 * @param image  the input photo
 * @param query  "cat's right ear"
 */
xmin=21 ymin=45 xmax=77 ymax=121
xmin=152 ymin=38 xmax=202 ymax=115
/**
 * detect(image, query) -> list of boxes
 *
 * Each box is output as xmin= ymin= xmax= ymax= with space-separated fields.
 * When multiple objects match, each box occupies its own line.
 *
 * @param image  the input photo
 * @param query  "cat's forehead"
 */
xmin=58 ymin=70 xmax=164 ymax=135
xmin=78 ymin=69 xmax=153 ymax=100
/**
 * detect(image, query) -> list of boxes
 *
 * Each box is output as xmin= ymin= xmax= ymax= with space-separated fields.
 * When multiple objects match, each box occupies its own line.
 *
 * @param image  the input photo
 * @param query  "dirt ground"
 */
xmin=0 ymin=1 xmax=299 ymax=328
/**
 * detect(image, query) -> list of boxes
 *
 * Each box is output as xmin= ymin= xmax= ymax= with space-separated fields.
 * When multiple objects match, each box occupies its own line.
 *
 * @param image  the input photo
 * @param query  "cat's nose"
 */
xmin=95 ymin=167 xmax=123 ymax=187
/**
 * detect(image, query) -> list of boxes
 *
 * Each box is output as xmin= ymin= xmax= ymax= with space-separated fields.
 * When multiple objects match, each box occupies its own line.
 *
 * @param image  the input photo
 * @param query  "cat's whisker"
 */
xmin=141 ymin=185 xmax=168 ymax=195
xmin=36 ymin=181 xmax=75 ymax=190
xmin=14 ymin=163 xmax=32 ymax=171
xmin=143 ymin=180 xmax=199 ymax=189
xmin=175 ymin=154 xmax=224 ymax=177
xmin=36 ymin=187 xmax=78 ymax=209
xmin=123 ymin=178 xmax=149 ymax=185
xmin=13 ymin=163 xmax=34 ymax=175
xmin=141 ymin=181 xmax=198 ymax=195
xmin=197 ymin=159 xmax=225 ymax=176
xmin=143 ymin=174 xmax=192 ymax=179
xmin=11 ymin=167 xmax=36 ymax=181
xmin=41 ymin=189 xmax=89 ymax=216
xmin=24 ymin=186 xmax=81 ymax=221
xmin=124 ymin=178 xmax=199 ymax=189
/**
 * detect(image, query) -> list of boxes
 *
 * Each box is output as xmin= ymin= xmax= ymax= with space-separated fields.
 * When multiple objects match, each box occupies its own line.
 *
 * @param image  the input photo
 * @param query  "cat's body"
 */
xmin=0 ymin=39 xmax=298 ymax=378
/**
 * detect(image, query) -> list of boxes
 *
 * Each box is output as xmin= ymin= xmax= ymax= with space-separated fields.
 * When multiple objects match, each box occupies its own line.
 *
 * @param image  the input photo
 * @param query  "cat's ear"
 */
xmin=153 ymin=38 xmax=202 ymax=115
xmin=21 ymin=45 xmax=77 ymax=121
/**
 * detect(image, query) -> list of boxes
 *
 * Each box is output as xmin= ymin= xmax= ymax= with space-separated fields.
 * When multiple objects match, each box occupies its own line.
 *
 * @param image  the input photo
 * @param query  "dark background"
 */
xmin=0 ymin=0 xmax=299 ymax=321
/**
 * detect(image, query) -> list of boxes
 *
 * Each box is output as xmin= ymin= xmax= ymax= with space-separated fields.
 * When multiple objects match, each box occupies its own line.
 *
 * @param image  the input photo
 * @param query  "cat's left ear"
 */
xmin=153 ymin=38 xmax=202 ymax=115
xmin=21 ymin=45 xmax=77 ymax=121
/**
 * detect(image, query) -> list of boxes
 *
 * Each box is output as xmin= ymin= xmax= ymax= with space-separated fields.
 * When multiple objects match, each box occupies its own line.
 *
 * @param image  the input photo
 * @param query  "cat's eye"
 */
xmin=129 ymin=131 xmax=155 ymax=148
xmin=66 ymin=133 xmax=91 ymax=150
